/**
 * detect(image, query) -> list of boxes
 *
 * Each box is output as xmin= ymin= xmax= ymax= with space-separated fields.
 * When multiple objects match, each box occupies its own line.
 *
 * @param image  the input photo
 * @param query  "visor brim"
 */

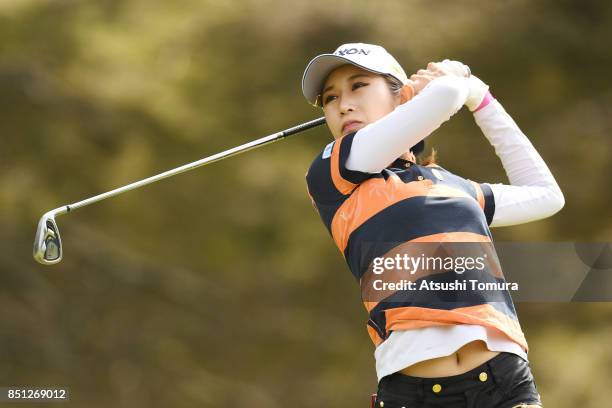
xmin=301 ymin=54 xmax=391 ymax=105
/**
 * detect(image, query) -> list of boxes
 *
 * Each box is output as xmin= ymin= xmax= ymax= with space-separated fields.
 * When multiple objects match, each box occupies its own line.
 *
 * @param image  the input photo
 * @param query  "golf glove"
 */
xmin=439 ymin=59 xmax=490 ymax=111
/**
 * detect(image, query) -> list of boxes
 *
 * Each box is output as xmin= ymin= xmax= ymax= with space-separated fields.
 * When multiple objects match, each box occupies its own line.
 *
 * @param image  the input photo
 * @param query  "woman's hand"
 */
xmin=407 ymin=61 xmax=466 ymax=95
xmin=408 ymin=60 xmax=489 ymax=111
xmin=438 ymin=59 xmax=471 ymax=78
xmin=438 ymin=60 xmax=490 ymax=111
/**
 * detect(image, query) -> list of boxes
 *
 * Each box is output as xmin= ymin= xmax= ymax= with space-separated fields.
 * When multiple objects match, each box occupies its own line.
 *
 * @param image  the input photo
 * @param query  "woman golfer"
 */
xmin=302 ymin=43 xmax=564 ymax=408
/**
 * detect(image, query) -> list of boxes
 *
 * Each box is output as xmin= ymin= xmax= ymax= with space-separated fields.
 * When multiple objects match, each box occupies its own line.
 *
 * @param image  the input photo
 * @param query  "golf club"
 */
xmin=33 ymin=116 xmax=326 ymax=265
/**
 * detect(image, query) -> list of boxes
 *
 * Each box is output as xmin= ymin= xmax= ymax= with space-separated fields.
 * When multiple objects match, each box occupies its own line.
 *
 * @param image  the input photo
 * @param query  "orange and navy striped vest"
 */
xmin=305 ymin=132 xmax=527 ymax=351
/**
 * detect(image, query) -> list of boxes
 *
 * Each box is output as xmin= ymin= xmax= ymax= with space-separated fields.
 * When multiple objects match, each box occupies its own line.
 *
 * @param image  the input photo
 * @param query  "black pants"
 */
xmin=374 ymin=352 xmax=542 ymax=408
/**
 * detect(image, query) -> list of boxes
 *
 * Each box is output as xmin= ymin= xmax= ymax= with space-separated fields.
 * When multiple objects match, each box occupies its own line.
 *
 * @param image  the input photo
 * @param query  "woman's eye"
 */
xmin=352 ymin=82 xmax=368 ymax=90
xmin=323 ymin=95 xmax=337 ymax=106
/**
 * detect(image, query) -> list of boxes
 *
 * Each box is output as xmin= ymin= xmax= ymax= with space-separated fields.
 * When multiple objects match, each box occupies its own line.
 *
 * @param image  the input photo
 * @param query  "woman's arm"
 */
xmin=345 ymin=75 xmax=469 ymax=173
xmin=474 ymin=94 xmax=565 ymax=227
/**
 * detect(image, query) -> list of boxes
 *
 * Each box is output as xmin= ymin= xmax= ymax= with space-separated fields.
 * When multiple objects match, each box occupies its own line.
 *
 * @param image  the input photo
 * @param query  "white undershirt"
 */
xmin=374 ymin=325 xmax=528 ymax=382
xmin=342 ymin=76 xmax=565 ymax=381
xmin=475 ymin=100 xmax=565 ymax=227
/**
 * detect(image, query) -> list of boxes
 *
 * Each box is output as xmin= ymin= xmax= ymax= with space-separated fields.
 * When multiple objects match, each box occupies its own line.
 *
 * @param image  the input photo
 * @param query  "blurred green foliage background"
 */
xmin=1 ymin=0 xmax=611 ymax=406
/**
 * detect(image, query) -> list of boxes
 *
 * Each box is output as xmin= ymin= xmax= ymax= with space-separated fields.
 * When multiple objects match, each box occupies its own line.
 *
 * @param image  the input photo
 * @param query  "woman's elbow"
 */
xmin=548 ymin=186 xmax=565 ymax=216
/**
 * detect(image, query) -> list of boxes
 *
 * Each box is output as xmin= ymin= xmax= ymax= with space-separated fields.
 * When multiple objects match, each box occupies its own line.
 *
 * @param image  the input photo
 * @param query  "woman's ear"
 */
xmin=399 ymin=83 xmax=415 ymax=104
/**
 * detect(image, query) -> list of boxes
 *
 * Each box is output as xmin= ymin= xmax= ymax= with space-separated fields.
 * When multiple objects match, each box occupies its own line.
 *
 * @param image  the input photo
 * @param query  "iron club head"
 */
xmin=33 ymin=207 xmax=68 ymax=265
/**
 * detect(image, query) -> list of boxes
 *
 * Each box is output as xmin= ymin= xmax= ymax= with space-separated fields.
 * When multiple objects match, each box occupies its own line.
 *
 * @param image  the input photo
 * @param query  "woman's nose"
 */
xmin=339 ymin=96 xmax=356 ymax=115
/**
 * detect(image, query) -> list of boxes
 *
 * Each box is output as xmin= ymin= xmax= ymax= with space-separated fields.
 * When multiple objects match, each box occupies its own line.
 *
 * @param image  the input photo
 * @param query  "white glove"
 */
xmin=465 ymin=75 xmax=489 ymax=111
xmin=438 ymin=60 xmax=490 ymax=111
xmin=439 ymin=59 xmax=470 ymax=77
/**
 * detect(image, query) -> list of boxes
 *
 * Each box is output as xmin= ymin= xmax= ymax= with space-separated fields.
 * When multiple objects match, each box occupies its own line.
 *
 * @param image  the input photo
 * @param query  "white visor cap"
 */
xmin=302 ymin=43 xmax=409 ymax=105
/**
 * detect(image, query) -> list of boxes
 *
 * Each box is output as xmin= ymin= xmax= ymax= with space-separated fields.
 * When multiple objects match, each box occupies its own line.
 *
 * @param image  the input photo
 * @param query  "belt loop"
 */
xmin=486 ymin=356 xmax=504 ymax=391
xmin=416 ymin=378 xmax=424 ymax=401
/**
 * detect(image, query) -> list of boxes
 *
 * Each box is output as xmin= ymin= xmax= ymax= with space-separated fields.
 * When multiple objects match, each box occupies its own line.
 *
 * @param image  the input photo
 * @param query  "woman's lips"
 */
xmin=342 ymin=121 xmax=362 ymax=134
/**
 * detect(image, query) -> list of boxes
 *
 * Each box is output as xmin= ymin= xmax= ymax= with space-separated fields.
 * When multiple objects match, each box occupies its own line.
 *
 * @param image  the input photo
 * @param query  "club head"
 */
xmin=33 ymin=208 xmax=67 ymax=265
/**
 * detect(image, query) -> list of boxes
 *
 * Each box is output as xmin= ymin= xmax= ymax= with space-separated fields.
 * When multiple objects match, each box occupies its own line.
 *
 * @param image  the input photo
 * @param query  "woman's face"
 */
xmin=321 ymin=64 xmax=401 ymax=140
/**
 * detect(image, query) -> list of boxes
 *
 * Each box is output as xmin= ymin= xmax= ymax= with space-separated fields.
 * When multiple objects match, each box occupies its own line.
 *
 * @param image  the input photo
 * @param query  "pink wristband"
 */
xmin=474 ymin=91 xmax=494 ymax=112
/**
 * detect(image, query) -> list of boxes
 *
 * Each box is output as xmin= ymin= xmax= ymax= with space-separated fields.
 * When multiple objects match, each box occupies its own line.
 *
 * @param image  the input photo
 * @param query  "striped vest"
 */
xmin=305 ymin=133 xmax=527 ymax=351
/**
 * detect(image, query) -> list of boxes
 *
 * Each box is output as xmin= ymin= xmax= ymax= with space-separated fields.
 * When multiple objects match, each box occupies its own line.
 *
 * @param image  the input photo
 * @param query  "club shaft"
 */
xmin=65 ymin=117 xmax=326 ymax=213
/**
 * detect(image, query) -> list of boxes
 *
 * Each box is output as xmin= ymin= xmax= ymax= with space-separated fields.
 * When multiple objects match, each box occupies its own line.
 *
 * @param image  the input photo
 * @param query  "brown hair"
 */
xmin=384 ymin=75 xmax=438 ymax=166
xmin=420 ymin=147 xmax=438 ymax=166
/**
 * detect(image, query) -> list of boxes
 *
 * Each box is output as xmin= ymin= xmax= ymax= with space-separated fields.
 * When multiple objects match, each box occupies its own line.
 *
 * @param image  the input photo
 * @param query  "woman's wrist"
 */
xmin=474 ymin=91 xmax=495 ymax=112
xmin=465 ymin=75 xmax=490 ymax=111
